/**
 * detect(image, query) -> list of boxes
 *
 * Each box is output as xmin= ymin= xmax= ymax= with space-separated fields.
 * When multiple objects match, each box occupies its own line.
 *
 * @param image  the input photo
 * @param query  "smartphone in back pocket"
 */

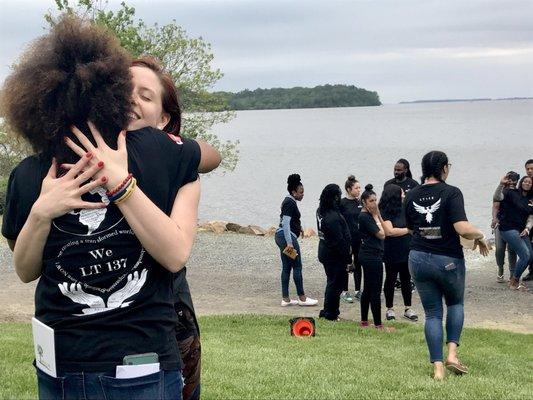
xmin=123 ymin=352 xmax=159 ymax=365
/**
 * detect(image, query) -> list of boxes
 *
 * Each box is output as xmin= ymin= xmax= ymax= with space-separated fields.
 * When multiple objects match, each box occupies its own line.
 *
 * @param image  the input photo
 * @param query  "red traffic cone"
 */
xmin=290 ymin=317 xmax=316 ymax=337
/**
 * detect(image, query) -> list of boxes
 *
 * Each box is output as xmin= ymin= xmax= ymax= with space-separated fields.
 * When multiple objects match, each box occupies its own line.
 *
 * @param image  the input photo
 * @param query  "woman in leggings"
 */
xmin=493 ymin=174 xmax=533 ymax=290
xmin=358 ymin=184 xmax=392 ymax=331
xmin=317 ymin=184 xmax=352 ymax=320
xmin=379 ymin=184 xmax=418 ymax=322
xmin=275 ymin=174 xmax=318 ymax=307
xmin=339 ymin=175 xmax=362 ymax=302
xmin=405 ymin=150 xmax=489 ymax=380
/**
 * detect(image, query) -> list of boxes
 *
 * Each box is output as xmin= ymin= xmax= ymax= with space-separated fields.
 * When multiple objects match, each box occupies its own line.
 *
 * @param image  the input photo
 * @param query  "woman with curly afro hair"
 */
xmin=1 ymin=14 xmax=204 ymax=399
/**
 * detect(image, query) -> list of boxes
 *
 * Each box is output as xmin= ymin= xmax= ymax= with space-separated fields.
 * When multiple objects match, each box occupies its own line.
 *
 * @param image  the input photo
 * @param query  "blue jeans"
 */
xmin=494 ymin=227 xmax=517 ymax=277
xmin=499 ymin=229 xmax=533 ymax=280
xmin=409 ymin=250 xmax=465 ymax=363
xmin=36 ymin=367 xmax=182 ymax=400
xmin=275 ymin=230 xmax=305 ymax=298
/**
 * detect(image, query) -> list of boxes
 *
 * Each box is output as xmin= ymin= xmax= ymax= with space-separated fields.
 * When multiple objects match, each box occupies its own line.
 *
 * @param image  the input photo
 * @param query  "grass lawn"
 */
xmin=1 ymin=315 xmax=532 ymax=399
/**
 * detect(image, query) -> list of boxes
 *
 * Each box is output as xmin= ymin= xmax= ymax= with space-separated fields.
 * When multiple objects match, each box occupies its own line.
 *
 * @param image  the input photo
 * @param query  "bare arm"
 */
xmin=12 ymin=156 xmax=106 ymax=283
xmin=374 ymin=213 xmax=386 ymax=240
xmin=116 ymin=179 xmax=200 ymax=272
xmin=491 ymin=202 xmax=500 ymax=228
xmin=453 ymin=221 xmax=484 ymax=240
xmin=381 ymin=219 xmax=409 ymax=237
xmin=196 ymin=140 xmax=221 ymax=173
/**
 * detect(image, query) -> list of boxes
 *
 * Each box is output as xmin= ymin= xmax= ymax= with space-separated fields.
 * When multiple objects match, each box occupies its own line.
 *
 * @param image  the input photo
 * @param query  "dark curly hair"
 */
xmin=0 ymin=14 xmax=132 ymax=164
xmin=318 ymin=183 xmax=342 ymax=214
xmin=378 ymin=184 xmax=402 ymax=219
xmin=287 ymin=174 xmax=302 ymax=194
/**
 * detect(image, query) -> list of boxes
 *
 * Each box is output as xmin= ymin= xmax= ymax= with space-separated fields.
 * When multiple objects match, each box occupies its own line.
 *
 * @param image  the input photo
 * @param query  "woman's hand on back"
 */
xmin=64 ymin=121 xmax=129 ymax=190
xmin=31 ymin=155 xmax=107 ymax=221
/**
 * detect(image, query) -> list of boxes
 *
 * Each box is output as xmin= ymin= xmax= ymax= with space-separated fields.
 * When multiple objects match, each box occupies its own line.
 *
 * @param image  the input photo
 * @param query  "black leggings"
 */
xmin=344 ymin=239 xmax=362 ymax=292
xmin=359 ymin=255 xmax=383 ymax=326
xmin=383 ymin=261 xmax=412 ymax=309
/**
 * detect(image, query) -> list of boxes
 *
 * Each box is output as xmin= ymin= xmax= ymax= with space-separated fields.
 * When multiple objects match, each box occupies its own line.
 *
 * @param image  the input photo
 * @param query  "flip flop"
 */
xmin=445 ymin=360 xmax=469 ymax=375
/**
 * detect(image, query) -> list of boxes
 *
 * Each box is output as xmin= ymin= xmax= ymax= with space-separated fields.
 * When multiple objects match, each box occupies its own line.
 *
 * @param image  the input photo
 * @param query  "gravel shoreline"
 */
xmin=1 ymin=232 xmax=531 ymax=333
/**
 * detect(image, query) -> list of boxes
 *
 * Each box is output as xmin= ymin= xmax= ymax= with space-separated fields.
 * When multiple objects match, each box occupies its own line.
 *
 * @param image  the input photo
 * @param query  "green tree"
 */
xmin=43 ymin=0 xmax=238 ymax=171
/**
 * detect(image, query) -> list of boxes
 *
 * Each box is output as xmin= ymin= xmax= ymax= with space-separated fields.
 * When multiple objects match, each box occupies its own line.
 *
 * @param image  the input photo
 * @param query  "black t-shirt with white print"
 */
xmin=404 ymin=182 xmax=467 ymax=259
xmin=279 ymin=196 xmax=301 ymax=237
xmin=384 ymin=177 xmax=419 ymax=193
xmin=2 ymin=127 xmax=200 ymax=373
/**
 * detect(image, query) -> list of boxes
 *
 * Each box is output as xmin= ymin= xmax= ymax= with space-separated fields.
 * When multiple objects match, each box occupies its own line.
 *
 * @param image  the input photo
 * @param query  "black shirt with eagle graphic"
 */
xmin=404 ymin=182 xmax=467 ymax=259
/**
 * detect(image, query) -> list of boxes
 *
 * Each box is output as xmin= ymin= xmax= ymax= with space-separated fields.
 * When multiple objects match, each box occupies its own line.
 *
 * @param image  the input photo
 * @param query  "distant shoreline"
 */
xmin=399 ymin=97 xmax=533 ymax=104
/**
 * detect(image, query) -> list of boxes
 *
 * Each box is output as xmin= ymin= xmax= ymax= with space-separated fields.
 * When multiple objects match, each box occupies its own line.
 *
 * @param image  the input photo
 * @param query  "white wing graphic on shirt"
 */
xmin=58 ymin=269 xmax=148 ymax=316
xmin=413 ymin=199 xmax=441 ymax=223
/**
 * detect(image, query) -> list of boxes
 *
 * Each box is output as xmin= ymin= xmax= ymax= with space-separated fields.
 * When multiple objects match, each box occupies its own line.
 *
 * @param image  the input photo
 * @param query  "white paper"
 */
xmin=31 ymin=317 xmax=57 ymax=378
xmin=115 ymin=363 xmax=160 ymax=379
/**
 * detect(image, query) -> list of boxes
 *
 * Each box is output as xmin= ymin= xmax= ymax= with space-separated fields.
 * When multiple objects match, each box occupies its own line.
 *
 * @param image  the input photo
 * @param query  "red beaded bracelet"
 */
xmin=106 ymin=173 xmax=133 ymax=196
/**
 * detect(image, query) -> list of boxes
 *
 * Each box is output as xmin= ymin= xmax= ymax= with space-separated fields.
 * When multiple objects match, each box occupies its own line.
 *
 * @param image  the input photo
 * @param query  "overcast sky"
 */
xmin=1 ymin=0 xmax=532 ymax=103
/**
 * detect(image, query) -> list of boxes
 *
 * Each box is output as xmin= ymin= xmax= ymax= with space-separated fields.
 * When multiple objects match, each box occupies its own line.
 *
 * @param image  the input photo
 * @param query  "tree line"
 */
xmin=213 ymin=85 xmax=381 ymax=110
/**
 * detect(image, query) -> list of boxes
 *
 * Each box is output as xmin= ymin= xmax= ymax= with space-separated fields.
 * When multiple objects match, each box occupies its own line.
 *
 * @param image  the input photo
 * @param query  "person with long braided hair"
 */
xmin=405 ymin=150 xmax=489 ymax=380
xmin=316 ymin=184 xmax=352 ymax=321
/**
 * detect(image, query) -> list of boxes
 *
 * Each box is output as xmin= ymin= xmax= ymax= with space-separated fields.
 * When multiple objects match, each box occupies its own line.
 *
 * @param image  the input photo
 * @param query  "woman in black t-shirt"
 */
xmin=357 ymin=184 xmax=393 ymax=331
xmin=1 ymin=16 xmax=201 ymax=399
xmin=378 ymin=184 xmax=417 ymax=322
xmin=405 ymin=151 xmax=489 ymax=381
xmin=339 ymin=175 xmax=363 ymax=302
xmin=275 ymin=174 xmax=318 ymax=307
xmin=316 ymin=184 xmax=352 ymax=321
xmin=493 ymin=174 xmax=533 ymax=290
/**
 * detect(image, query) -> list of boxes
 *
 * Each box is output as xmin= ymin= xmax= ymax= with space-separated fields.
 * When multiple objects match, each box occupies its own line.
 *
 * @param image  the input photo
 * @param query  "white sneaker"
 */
xmin=386 ymin=309 xmax=396 ymax=321
xmin=297 ymin=297 xmax=318 ymax=306
xmin=404 ymin=308 xmax=418 ymax=321
xmin=281 ymin=299 xmax=298 ymax=307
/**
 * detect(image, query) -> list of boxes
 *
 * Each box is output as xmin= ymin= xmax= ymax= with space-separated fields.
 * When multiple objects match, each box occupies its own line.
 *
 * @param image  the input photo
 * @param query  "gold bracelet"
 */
xmin=114 ymin=177 xmax=137 ymax=205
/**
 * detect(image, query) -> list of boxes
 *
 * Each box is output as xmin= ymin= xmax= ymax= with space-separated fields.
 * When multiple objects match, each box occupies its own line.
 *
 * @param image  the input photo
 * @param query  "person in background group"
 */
xmin=493 ymin=173 xmax=533 ymax=290
xmin=384 ymin=158 xmax=419 ymax=193
xmin=275 ymin=174 xmax=318 ymax=307
xmin=379 ymin=184 xmax=418 ymax=322
xmin=491 ymin=171 xmax=518 ymax=283
xmin=358 ymin=184 xmax=393 ymax=331
xmin=339 ymin=175 xmax=363 ymax=303
xmin=405 ymin=150 xmax=489 ymax=381
xmin=317 ymin=184 xmax=353 ymax=321
xmin=523 ymin=159 xmax=533 ymax=281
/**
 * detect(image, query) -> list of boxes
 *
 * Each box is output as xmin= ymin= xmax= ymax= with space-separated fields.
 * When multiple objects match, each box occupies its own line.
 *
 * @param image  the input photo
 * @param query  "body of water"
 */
xmin=199 ymin=100 xmax=533 ymax=235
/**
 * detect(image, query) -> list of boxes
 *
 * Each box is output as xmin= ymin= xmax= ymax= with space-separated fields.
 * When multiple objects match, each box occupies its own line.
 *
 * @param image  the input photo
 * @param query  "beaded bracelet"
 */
xmin=114 ymin=177 xmax=137 ymax=205
xmin=106 ymin=173 xmax=133 ymax=197
xmin=108 ymin=176 xmax=134 ymax=203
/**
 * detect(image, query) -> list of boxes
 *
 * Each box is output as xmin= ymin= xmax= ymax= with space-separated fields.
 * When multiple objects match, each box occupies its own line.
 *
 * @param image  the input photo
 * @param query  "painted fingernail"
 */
xmin=86 ymin=152 xmax=92 ymax=158
xmin=63 ymin=136 xmax=69 ymax=143
xmin=101 ymin=176 xmax=107 ymax=183
xmin=98 ymin=161 xmax=104 ymax=167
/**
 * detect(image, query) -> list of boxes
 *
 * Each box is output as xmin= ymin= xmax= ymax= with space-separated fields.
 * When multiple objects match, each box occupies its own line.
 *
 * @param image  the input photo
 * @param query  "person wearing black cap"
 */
xmin=316 ymin=184 xmax=352 ymax=321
